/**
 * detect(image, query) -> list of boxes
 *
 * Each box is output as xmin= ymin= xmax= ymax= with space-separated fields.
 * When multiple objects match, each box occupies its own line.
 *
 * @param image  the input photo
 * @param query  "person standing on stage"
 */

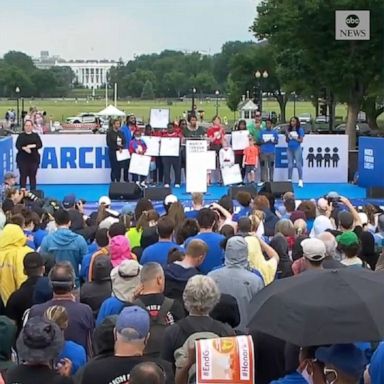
xmin=207 ymin=115 xmax=225 ymax=184
xmin=162 ymin=122 xmax=182 ymax=188
xmin=120 ymin=117 xmax=132 ymax=182
xmin=233 ymin=119 xmax=247 ymax=179
xmin=259 ymin=118 xmax=279 ymax=183
xmin=106 ymin=118 xmax=125 ymax=182
xmin=285 ymin=116 xmax=305 ymax=187
xmin=15 ymin=119 xmax=42 ymax=191
xmin=247 ymin=111 xmax=265 ymax=143
xmin=129 ymin=129 xmax=148 ymax=187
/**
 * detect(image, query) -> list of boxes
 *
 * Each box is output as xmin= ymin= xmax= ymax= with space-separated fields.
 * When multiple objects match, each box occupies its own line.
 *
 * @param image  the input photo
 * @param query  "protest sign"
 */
xmin=160 ymin=137 xmax=180 ymax=157
xmin=231 ymin=131 xmax=249 ymax=151
xmin=221 ymin=164 xmax=243 ymax=185
xmin=142 ymin=136 xmax=160 ymax=156
xmin=186 ymin=139 xmax=208 ymax=193
xmin=150 ymin=108 xmax=169 ymax=129
xmin=129 ymin=153 xmax=151 ymax=176
xmin=116 ymin=149 xmax=130 ymax=161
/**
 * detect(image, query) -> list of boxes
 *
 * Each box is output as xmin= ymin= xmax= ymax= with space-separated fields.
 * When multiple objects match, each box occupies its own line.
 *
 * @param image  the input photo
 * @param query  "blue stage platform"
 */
xmin=38 ymin=182 xmax=380 ymax=209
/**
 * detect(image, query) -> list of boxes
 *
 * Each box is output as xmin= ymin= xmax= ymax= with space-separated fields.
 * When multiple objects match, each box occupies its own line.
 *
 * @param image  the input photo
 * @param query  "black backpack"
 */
xmin=133 ymin=297 xmax=174 ymax=357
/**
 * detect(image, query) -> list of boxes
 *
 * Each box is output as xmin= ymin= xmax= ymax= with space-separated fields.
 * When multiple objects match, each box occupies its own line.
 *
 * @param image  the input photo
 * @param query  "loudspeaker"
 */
xmin=260 ymin=181 xmax=293 ymax=198
xmin=144 ymin=187 xmax=172 ymax=201
xmin=108 ymin=182 xmax=142 ymax=201
xmin=367 ymin=187 xmax=384 ymax=199
xmin=228 ymin=185 xmax=258 ymax=199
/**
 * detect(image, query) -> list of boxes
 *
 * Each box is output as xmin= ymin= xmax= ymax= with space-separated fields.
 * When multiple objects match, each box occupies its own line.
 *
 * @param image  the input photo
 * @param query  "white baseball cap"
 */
xmin=98 ymin=196 xmax=111 ymax=206
xmin=164 ymin=194 xmax=178 ymax=205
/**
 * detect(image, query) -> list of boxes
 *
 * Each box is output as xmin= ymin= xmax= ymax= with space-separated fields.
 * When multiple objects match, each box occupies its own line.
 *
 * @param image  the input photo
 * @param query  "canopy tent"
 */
xmin=96 ymin=105 xmax=126 ymax=117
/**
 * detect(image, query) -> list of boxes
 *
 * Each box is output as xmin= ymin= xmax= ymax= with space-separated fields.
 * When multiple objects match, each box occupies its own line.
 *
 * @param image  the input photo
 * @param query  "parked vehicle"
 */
xmin=298 ymin=113 xmax=312 ymax=124
xmin=315 ymin=115 xmax=329 ymax=123
xmin=66 ymin=113 xmax=99 ymax=124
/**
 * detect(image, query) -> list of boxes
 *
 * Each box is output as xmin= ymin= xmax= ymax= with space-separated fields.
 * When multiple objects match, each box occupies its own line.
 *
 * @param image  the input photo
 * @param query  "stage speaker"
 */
xmin=367 ymin=187 xmax=384 ymax=199
xmin=108 ymin=182 xmax=142 ymax=201
xmin=144 ymin=187 xmax=172 ymax=201
xmin=260 ymin=181 xmax=293 ymax=198
xmin=228 ymin=185 xmax=258 ymax=199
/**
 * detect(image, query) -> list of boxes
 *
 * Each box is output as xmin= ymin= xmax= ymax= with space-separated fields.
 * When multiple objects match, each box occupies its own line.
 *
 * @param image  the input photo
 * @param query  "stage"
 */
xmin=38 ymin=182 xmax=384 ymax=213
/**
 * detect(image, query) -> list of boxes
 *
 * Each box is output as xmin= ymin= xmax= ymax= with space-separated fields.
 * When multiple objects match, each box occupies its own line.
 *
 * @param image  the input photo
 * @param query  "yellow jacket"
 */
xmin=0 ymin=224 xmax=33 ymax=304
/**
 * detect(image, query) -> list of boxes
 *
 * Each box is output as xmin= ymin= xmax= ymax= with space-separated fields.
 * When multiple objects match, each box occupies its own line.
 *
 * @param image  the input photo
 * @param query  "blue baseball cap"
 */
xmin=315 ymin=344 xmax=367 ymax=379
xmin=62 ymin=194 xmax=76 ymax=209
xmin=116 ymin=306 xmax=150 ymax=341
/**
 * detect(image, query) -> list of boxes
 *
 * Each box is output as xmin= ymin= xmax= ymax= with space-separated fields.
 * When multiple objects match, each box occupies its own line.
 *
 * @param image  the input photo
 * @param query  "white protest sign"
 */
xmin=129 ymin=153 xmax=151 ymax=176
xmin=186 ymin=140 xmax=208 ymax=193
xmin=142 ymin=136 xmax=160 ymax=156
xmin=116 ymin=149 xmax=130 ymax=161
xmin=231 ymin=130 xmax=249 ymax=151
xmin=222 ymin=164 xmax=243 ymax=185
xmin=150 ymin=108 xmax=169 ymax=129
xmin=160 ymin=137 xmax=180 ymax=157
xmin=205 ymin=151 xmax=217 ymax=170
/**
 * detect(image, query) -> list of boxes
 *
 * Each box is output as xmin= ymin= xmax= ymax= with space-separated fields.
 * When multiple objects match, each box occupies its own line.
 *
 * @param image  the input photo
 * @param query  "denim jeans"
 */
xmin=287 ymin=146 xmax=303 ymax=179
xmin=260 ymin=152 xmax=275 ymax=182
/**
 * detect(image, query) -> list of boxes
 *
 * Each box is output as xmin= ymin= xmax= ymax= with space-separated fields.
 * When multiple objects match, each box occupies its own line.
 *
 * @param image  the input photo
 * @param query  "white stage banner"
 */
xmin=160 ymin=137 xmax=180 ymax=157
xmin=142 ymin=136 xmax=160 ymax=156
xmin=273 ymin=134 xmax=348 ymax=182
xmin=222 ymin=164 xmax=243 ymax=185
xmin=150 ymin=108 xmax=169 ymax=129
xmin=129 ymin=153 xmax=151 ymax=176
xmin=231 ymin=131 xmax=249 ymax=151
xmin=186 ymin=140 xmax=208 ymax=193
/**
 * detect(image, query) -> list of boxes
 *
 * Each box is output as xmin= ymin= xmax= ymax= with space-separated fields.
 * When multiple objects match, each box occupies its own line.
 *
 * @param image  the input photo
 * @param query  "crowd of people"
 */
xmin=0 ymin=163 xmax=384 ymax=383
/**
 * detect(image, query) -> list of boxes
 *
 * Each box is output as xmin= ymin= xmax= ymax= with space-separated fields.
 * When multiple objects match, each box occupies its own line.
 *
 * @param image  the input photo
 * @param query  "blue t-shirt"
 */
xmin=259 ymin=128 xmax=279 ymax=153
xmin=185 ymin=209 xmax=200 ymax=219
xmin=287 ymin=128 xmax=304 ymax=150
xmin=96 ymin=296 xmax=125 ymax=326
xmin=59 ymin=340 xmax=86 ymax=374
xmin=185 ymin=232 xmax=225 ymax=274
xmin=140 ymin=241 xmax=181 ymax=266
xmin=271 ymin=371 xmax=307 ymax=384
xmin=233 ymin=207 xmax=251 ymax=222
xmin=33 ymin=228 xmax=48 ymax=249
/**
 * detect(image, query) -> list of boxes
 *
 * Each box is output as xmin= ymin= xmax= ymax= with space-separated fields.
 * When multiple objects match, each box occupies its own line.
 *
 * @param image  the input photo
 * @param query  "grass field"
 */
xmin=0 ymin=98 xmax=360 ymax=124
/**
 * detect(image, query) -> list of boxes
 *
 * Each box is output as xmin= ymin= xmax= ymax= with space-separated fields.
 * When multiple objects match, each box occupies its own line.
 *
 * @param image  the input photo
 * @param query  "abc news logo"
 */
xmin=335 ymin=10 xmax=370 ymax=40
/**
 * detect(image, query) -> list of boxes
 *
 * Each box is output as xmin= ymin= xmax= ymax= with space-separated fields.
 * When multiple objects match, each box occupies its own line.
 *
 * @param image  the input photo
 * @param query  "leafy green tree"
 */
xmin=141 ymin=80 xmax=155 ymax=99
xmin=251 ymin=0 xmax=384 ymax=148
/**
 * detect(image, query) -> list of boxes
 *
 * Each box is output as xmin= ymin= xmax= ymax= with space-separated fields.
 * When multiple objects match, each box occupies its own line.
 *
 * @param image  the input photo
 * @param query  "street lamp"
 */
xmin=191 ymin=87 xmax=196 ymax=117
xmin=15 ymin=86 xmax=20 ymax=127
xmin=254 ymin=70 xmax=268 ymax=112
xmin=292 ymin=92 xmax=297 ymax=116
xmin=215 ymin=90 xmax=219 ymax=115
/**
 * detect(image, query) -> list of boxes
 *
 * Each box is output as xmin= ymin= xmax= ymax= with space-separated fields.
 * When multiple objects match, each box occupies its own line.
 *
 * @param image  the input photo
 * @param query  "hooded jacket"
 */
xmin=109 ymin=235 xmax=135 ymax=267
xmin=0 ymin=315 xmax=17 ymax=373
xmin=0 ymin=224 xmax=33 ymax=304
xmin=208 ymin=236 xmax=264 ymax=332
xmin=39 ymin=227 xmax=87 ymax=284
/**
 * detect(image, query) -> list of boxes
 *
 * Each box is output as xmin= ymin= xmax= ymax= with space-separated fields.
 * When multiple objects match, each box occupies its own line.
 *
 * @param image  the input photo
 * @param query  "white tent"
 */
xmin=96 ymin=105 xmax=126 ymax=117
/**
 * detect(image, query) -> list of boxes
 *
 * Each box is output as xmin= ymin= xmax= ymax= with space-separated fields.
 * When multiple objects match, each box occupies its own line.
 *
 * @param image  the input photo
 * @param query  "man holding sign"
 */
xmin=259 ymin=119 xmax=279 ymax=182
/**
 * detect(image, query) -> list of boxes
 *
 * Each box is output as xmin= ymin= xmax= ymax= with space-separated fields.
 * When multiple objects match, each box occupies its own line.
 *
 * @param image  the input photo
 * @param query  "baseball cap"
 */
xmin=4 ymin=172 xmax=16 ymax=180
xmin=23 ymin=252 xmax=44 ymax=270
xmin=164 ymin=194 xmax=178 ymax=206
xmin=338 ymin=211 xmax=354 ymax=229
xmin=315 ymin=344 xmax=367 ymax=379
xmin=317 ymin=198 xmax=329 ymax=211
xmin=62 ymin=194 xmax=76 ymax=209
xmin=336 ymin=231 xmax=359 ymax=247
xmin=301 ymin=238 xmax=326 ymax=261
xmin=116 ymin=306 xmax=150 ymax=341
xmin=98 ymin=196 xmax=111 ymax=206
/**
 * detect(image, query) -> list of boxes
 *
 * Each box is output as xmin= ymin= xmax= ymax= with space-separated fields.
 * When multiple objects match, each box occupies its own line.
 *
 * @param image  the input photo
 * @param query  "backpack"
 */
xmin=133 ymin=297 xmax=174 ymax=357
xmin=174 ymin=318 xmax=221 ymax=384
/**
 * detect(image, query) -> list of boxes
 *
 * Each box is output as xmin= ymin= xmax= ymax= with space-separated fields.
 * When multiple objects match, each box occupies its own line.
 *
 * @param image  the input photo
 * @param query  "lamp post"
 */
xmin=15 ymin=86 xmax=20 ymax=127
xmin=191 ymin=87 xmax=196 ymax=117
xmin=293 ymin=92 xmax=297 ymax=116
xmin=254 ymin=70 xmax=268 ymax=113
xmin=215 ymin=90 xmax=219 ymax=115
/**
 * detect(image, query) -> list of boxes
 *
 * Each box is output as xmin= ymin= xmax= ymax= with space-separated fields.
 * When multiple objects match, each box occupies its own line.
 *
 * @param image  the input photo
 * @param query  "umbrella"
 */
xmin=247 ymin=268 xmax=384 ymax=347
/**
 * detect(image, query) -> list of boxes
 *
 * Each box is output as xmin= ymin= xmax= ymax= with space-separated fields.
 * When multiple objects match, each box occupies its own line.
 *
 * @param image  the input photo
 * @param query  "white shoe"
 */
xmin=140 ymin=181 xmax=147 ymax=188
xmin=257 ymin=182 xmax=264 ymax=187
xmin=164 ymin=184 xmax=170 ymax=188
xmin=174 ymin=184 xmax=180 ymax=188
xmin=298 ymin=180 xmax=304 ymax=188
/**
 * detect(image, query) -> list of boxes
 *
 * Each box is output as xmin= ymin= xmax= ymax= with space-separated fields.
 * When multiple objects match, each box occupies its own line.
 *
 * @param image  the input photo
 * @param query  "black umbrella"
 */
xmin=247 ymin=268 xmax=384 ymax=347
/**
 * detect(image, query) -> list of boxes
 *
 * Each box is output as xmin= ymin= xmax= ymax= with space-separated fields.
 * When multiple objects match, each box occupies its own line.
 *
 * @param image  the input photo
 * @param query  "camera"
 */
xmin=24 ymin=191 xmax=39 ymax=202
xmin=325 ymin=192 xmax=341 ymax=207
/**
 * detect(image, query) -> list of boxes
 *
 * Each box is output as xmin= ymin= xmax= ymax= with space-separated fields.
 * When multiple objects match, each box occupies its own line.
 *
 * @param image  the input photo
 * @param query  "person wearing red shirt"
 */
xmin=150 ymin=127 xmax=164 ymax=185
xmin=207 ymin=115 xmax=225 ymax=184
xmin=242 ymin=136 xmax=260 ymax=184
xmin=162 ymin=122 xmax=182 ymax=187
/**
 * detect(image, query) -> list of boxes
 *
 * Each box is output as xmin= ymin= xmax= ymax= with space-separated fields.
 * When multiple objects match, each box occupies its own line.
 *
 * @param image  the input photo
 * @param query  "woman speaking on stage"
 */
xmin=15 ymin=119 xmax=43 ymax=191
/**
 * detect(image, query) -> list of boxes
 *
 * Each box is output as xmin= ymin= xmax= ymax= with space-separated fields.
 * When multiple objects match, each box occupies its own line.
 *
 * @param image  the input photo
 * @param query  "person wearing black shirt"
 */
xmin=106 ymin=118 xmax=125 ymax=182
xmin=15 ymin=119 xmax=43 ymax=190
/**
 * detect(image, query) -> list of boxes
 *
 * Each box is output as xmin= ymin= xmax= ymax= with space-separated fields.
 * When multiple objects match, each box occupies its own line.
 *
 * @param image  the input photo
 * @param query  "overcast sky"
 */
xmin=0 ymin=0 xmax=259 ymax=61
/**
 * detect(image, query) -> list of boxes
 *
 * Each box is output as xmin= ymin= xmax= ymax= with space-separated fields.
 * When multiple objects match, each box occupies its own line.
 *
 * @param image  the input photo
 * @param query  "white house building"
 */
xmin=55 ymin=60 xmax=117 ymax=89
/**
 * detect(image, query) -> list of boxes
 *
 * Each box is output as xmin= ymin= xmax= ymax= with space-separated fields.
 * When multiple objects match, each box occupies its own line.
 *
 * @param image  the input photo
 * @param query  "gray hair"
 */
xmin=140 ymin=262 xmax=164 ymax=284
xmin=317 ymin=232 xmax=337 ymax=258
xmin=275 ymin=219 xmax=295 ymax=237
xmin=183 ymin=275 xmax=220 ymax=315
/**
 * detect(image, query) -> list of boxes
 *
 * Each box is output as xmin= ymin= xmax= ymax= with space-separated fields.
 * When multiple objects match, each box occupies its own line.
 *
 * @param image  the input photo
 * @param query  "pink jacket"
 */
xmin=109 ymin=235 xmax=135 ymax=267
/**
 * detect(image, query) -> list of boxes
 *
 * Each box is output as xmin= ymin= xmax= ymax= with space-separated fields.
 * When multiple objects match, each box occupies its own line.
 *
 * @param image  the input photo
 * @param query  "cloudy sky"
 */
xmin=0 ymin=0 xmax=259 ymax=60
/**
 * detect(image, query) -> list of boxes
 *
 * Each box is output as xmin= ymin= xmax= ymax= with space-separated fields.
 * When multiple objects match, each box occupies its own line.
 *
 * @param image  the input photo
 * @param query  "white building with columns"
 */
xmin=54 ymin=60 xmax=117 ymax=89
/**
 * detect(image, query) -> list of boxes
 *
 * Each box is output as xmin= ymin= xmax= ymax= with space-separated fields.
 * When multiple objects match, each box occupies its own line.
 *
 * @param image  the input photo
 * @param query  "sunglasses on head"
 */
xmin=324 ymin=367 xmax=338 ymax=384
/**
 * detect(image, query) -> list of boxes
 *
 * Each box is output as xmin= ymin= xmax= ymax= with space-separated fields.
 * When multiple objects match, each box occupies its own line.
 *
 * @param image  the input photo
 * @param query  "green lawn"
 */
xmin=0 ymin=98 xmax=354 ymax=124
